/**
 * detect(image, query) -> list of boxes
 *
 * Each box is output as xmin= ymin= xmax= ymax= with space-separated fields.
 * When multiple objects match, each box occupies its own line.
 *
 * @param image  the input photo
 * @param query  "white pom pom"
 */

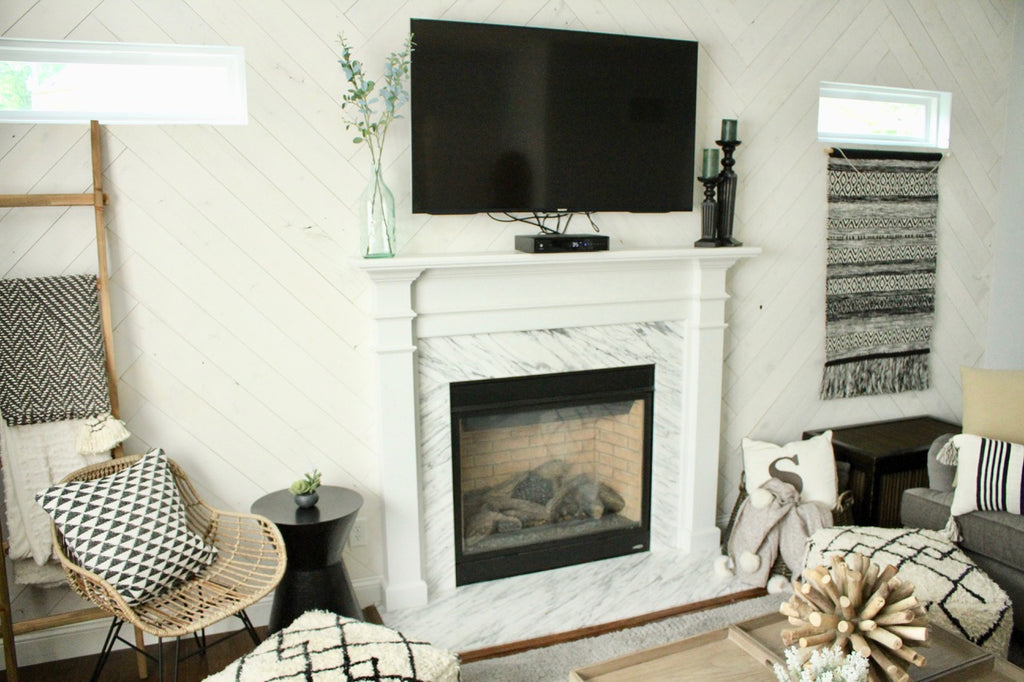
xmin=739 ymin=550 xmax=761 ymax=573
xmin=767 ymin=574 xmax=791 ymax=594
xmin=713 ymin=554 xmax=734 ymax=579
xmin=750 ymin=488 xmax=774 ymax=509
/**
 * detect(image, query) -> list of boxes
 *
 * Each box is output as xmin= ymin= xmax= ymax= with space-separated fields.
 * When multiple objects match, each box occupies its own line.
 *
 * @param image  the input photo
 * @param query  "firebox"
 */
xmin=450 ymin=364 xmax=654 ymax=585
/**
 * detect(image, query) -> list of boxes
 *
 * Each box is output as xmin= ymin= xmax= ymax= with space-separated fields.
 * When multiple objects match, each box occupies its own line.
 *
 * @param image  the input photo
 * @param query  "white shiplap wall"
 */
xmin=1 ymin=0 xmax=1018 ymax=600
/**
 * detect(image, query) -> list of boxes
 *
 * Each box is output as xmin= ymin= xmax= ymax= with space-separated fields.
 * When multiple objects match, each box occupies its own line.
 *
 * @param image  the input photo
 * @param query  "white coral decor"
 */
xmin=773 ymin=644 xmax=869 ymax=682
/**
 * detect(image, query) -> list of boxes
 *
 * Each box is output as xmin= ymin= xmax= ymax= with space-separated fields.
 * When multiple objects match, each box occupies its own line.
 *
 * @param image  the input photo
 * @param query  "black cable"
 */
xmin=485 ymin=211 xmax=600 ymax=234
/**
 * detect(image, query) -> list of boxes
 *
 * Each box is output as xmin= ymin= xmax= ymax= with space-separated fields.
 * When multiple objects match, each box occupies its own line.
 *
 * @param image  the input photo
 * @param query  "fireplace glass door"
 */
xmin=450 ymin=365 xmax=653 ymax=585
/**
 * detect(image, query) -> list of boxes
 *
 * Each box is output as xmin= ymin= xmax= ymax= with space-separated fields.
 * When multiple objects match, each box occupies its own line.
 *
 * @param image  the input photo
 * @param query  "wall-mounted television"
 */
xmin=410 ymin=19 xmax=698 ymax=215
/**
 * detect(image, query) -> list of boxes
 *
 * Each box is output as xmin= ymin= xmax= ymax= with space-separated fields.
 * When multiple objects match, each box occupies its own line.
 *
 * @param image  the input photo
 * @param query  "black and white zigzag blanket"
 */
xmin=821 ymin=149 xmax=942 ymax=399
xmin=0 ymin=274 xmax=111 ymax=425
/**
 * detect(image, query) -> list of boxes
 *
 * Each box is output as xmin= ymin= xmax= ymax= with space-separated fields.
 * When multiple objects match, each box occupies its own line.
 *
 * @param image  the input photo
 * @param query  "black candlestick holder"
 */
xmin=694 ymin=175 xmax=721 ymax=247
xmin=715 ymin=139 xmax=742 ymax=246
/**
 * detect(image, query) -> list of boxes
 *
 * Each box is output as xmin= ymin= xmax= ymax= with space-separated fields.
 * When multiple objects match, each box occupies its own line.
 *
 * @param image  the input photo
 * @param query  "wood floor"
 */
xmin=1 ymin=626 xmax=262 ymax=681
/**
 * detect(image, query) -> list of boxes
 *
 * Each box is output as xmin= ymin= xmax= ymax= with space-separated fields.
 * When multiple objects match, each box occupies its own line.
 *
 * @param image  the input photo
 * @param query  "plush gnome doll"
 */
xmin=715 ymin=478 xmax=831 ymax=593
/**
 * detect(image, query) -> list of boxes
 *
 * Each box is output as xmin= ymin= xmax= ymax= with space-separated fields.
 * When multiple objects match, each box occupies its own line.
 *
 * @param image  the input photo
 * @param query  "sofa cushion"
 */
xmin=962 ymin=366 xmax=1024 ymax=444
xmin=902 ymin=486 xmax=1024 ymax=577
xmin=957 ymin=507 xmax=1024 ymax=571
xmin=901 ymin=486 xmax=953 ymax=530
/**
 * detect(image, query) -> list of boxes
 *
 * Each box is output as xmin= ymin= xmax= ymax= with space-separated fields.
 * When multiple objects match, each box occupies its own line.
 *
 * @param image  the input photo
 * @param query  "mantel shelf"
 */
xmin=354 ymin=246 xmax=761 ymax=277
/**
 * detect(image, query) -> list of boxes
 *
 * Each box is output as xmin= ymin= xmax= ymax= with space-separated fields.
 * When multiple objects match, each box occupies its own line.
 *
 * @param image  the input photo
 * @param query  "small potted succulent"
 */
xmin=289 ymin=469 xmax=322 ymax=508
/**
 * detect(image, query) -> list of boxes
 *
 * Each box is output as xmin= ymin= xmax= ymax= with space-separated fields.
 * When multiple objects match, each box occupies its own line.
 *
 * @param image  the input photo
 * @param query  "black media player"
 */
xmin=515 ymin=233 xmax=609 ymax=253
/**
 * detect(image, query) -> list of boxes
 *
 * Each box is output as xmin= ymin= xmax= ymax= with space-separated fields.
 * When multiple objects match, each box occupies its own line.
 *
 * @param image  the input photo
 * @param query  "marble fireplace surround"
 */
xmin=358 ymin=247 xmax=759 ymax=612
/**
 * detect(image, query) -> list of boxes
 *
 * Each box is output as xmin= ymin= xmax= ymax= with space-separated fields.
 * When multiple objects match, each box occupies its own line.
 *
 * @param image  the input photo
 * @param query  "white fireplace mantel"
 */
xmin=358 ymin=247 xmax=759 ymax=611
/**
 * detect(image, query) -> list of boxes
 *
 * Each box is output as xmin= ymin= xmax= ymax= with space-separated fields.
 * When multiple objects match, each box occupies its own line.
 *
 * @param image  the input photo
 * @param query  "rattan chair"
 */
xmin=49 ymin=454 xmax=287 ymax=681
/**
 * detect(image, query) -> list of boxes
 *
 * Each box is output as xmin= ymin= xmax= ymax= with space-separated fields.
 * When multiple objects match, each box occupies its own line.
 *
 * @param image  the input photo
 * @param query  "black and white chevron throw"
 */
xmin=821 ymin=149 xmax=942 ymax=399
xmin=0 ymin=274 xmax=111 ymax=425
xmin=35 ymin=450 xmax=217 ymax=606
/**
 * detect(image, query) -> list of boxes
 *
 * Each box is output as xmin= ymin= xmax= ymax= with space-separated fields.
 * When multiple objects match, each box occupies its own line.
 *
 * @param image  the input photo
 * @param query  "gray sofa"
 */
xmin=901 ymin=434 xmax=1024 ymax=633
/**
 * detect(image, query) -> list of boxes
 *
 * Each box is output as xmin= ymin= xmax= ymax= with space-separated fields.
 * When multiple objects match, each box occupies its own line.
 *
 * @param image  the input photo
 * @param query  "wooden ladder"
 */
xmin=0 ymin=121 xmax=143 ymax=681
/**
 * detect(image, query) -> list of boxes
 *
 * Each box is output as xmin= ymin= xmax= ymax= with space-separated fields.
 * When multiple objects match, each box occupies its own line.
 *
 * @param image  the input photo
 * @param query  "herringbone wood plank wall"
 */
xmin=1 ymin=0 xmax=1017 ymax=593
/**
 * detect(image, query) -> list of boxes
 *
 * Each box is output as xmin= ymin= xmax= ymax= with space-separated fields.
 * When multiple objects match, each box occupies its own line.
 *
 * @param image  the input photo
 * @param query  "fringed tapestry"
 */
xmin=821 ymin=148 xmax=942 ymax=400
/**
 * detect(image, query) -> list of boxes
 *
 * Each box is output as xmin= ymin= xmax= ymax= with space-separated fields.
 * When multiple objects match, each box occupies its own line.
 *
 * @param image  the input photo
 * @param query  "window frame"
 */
xmin=817 ymin=81 xmax=951 ymax=150
xmin=0 ymin=37 xmax=247 ymax=125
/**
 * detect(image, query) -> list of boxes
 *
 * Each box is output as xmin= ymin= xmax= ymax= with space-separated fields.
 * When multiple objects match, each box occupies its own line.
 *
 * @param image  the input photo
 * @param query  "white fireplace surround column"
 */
xmin=358 ymin=247 xmax=758 ymax=611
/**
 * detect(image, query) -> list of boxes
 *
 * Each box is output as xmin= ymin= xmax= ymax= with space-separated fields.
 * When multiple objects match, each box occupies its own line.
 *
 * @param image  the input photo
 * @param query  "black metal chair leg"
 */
xmin=90 ymin=618 xmax=123 ymax=682
xmin=157 ymin=636 xmax=164 ymax=682
xmin=154 ymin=635 xmax=182 ymax=682
xmin=172 ymin=636 xmax=180 ymax=682
xmin=237 ymin=610 xmax=260 ymax=644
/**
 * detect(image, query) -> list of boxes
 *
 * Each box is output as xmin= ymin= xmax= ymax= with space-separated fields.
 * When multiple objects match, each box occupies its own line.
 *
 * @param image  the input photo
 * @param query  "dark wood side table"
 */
xmin=803 ymin=416 xmax=960 ymax=528
xmin=251 ymin=485 xmax=364 ymax=633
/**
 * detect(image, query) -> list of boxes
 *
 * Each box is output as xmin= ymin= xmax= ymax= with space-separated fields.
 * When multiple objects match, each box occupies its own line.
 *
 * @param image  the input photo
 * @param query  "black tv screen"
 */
xmin=410 ymin=19 xmax=698 ymax=215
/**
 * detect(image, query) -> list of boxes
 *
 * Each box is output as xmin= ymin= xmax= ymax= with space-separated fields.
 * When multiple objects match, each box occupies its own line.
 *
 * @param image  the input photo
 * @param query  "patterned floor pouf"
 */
xmin=204 ymin=610 xmax=460 ymax=682
xmin=804 ymin=527 xmax=1012 ymax=656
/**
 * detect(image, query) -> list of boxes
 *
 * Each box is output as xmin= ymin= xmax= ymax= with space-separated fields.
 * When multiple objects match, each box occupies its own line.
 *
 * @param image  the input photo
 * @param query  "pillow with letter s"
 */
xmin=742 ymin=430 xmax=837 ymax=508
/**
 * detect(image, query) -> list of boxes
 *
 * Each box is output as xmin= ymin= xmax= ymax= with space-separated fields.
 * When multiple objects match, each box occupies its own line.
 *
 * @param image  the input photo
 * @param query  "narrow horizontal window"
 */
xmin=0 ymin=38 xmax=247 ymax=124
xmin=818 ymin=82 xmax=950 ymax=149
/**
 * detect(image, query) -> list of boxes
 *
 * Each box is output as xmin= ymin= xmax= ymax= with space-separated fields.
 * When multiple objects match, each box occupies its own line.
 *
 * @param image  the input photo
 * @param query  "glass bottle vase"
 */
xmin=359 ymin=166 xmax=396 ymax=258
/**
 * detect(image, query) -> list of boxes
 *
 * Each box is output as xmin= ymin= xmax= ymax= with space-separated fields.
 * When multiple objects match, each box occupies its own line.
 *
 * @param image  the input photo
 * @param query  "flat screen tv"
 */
xmin=410 ymin=19 xmax=698 ymax=215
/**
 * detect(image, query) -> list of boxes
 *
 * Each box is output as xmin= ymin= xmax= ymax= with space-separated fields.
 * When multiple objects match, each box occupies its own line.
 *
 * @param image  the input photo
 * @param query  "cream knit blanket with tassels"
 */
xmin=0 ymin=411 xmax=112 ymax=581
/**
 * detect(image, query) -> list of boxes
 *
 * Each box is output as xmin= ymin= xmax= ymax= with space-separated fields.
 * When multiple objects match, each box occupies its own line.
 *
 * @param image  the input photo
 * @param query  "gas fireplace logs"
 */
xmin=464 ymin=460 xmax=626 ymax=544
xmin=780 ymin=553 xmax=929 ymax=682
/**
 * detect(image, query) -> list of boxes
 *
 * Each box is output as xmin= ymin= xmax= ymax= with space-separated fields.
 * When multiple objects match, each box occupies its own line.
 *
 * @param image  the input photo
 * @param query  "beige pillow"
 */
xmin=962 ymin=367 xmax=1024 ymax=444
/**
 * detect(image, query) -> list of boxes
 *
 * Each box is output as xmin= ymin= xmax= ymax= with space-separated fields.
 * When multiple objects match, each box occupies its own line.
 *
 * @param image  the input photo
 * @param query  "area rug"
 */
xmin=458 ymin=593 xmax=784 ymax=682
xmin=820 ymin=148 xmax=942 ymax=399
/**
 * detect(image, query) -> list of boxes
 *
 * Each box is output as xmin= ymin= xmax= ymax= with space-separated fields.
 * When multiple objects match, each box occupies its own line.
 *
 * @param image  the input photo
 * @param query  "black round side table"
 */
xmin=251 ymin=485 xmax=364 ymax=633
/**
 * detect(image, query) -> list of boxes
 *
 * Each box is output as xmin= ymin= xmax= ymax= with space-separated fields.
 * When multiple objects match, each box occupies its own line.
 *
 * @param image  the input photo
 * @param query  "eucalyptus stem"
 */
xmin=337 ymin=33 xmax=412 ymax=174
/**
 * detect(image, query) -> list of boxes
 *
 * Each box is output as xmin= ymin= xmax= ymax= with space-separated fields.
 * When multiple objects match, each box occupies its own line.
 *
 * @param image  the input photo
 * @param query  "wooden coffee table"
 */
xmin=569 ymin=613 xmax=1024 ymax=681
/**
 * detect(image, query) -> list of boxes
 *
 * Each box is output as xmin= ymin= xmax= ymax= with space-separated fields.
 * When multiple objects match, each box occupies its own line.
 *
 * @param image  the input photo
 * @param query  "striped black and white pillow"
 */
xmin=949 ymin=434 xmax=1024 ymax=517
xmin=36 ymin=450 xmax=217 ymax=605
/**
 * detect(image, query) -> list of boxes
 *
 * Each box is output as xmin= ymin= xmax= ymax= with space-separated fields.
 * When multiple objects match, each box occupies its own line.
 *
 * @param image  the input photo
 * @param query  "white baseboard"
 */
xmin=1 ymin=577 xmax=383 ymax=670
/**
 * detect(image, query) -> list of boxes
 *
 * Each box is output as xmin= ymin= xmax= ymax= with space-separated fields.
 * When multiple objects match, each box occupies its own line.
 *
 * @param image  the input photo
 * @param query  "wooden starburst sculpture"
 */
xmin=780 ymin=553 xmax=929 ymax=682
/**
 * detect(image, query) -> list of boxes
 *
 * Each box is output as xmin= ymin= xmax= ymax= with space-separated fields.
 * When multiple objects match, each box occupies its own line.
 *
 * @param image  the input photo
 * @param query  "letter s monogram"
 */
xmin=768 ymin=454 xmax=804 ymax=493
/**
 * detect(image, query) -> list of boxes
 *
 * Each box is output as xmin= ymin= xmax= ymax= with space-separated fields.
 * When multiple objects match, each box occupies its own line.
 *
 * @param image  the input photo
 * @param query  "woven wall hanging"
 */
xmin=821 ymin=148 xmax=943 ymax=400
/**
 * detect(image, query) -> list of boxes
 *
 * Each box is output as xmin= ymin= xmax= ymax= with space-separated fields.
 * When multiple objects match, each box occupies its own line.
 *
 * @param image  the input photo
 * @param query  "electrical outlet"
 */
xmin=349 ymin=518 xmax=368 ymax=547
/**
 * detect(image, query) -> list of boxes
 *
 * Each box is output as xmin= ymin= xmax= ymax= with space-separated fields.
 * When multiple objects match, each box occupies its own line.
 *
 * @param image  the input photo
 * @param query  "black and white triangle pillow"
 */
xmin=36 ymin=450 xmax=217 ymax=606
